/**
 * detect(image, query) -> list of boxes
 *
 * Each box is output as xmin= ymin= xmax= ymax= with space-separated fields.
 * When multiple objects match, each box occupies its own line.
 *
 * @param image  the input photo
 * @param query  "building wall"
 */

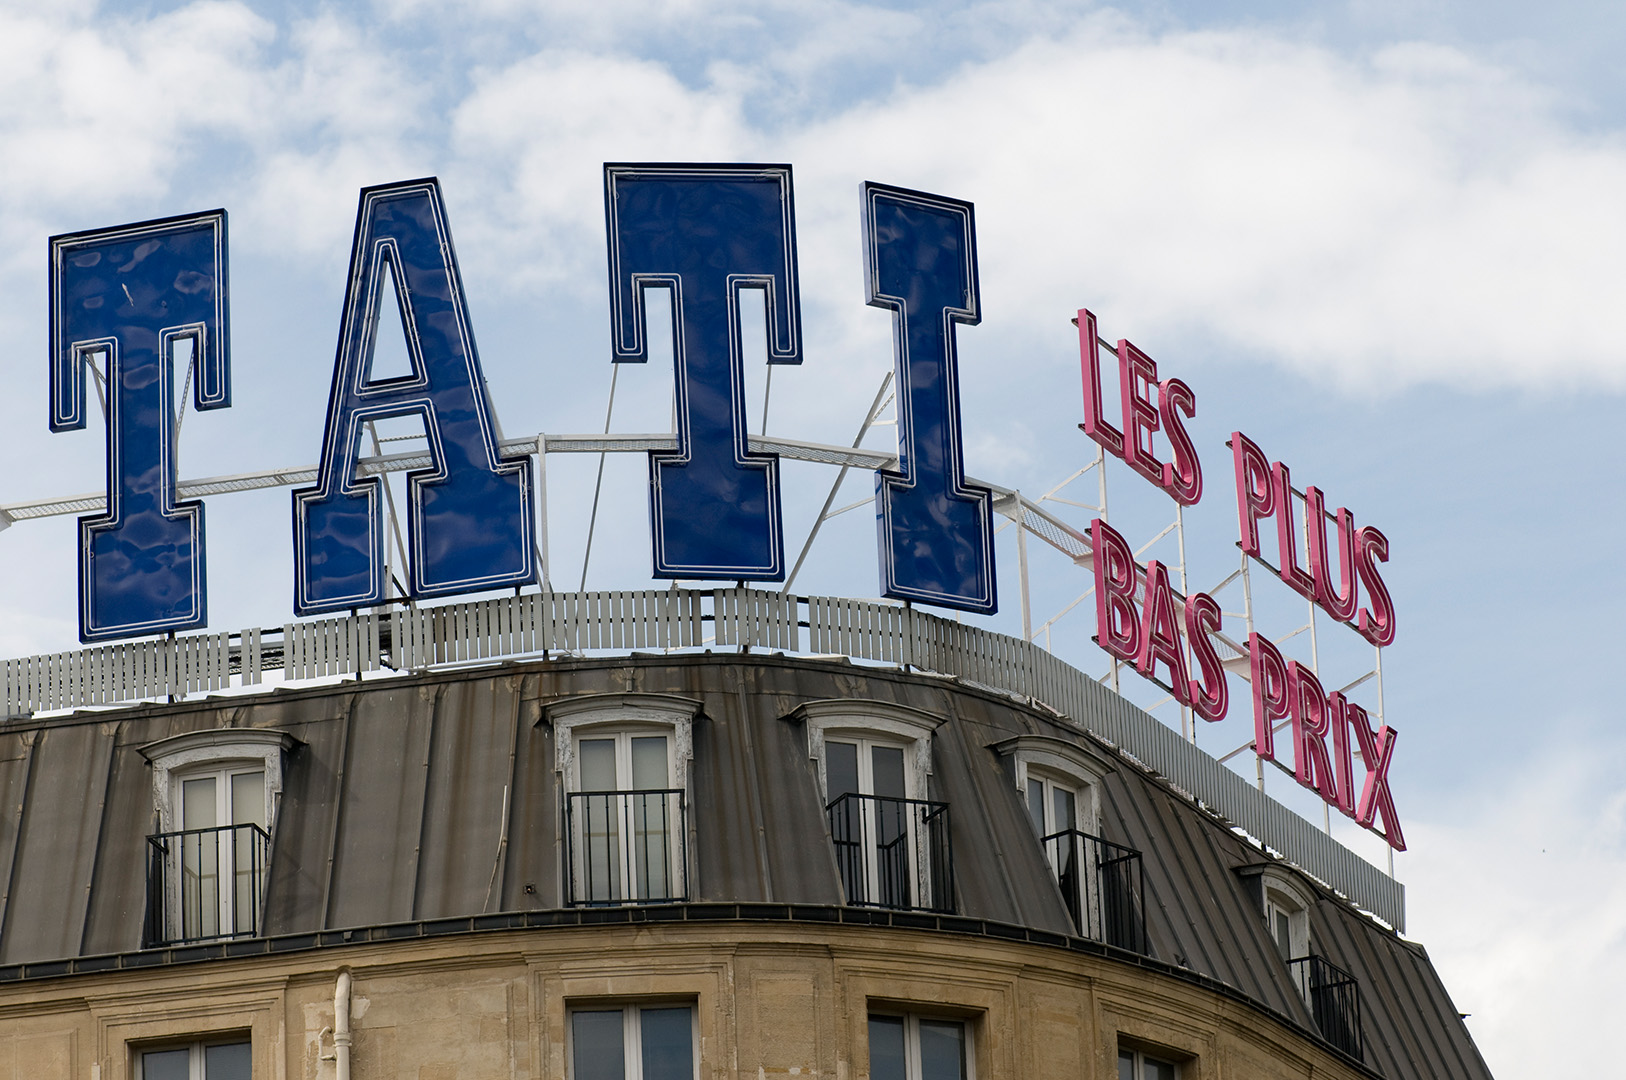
xmin=0 ymin=654 xmax=1491 ymax=1079
xmin=0 ymin=920 xmax=1374 ymax=1080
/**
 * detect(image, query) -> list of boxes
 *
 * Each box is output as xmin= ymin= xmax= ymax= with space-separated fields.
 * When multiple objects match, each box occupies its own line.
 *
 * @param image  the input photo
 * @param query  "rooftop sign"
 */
xmin=27 ymin=164 xmax=1403 ymax=852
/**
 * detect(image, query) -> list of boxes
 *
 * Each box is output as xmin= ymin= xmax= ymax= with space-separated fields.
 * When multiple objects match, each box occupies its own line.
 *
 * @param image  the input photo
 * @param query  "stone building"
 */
xmin=0 ymin=594 xmax=1491 ymax=1080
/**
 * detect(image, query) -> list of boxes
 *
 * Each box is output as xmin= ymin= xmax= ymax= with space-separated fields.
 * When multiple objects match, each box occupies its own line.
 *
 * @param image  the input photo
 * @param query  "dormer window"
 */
xmin=992 ymin=735 xmax=1111 ymax=840
xmin=794 ymin=700 xmax=952 ymax=913
xmin=140 ymin=729 xmax=293 ymax=946
xmin=549 ymin=693 xmax=698 ymax=906
xmin=993 ymin=735 xmax=1144 ymax=951
xmin=1246 ymin=866 xmax=1313 ymax=963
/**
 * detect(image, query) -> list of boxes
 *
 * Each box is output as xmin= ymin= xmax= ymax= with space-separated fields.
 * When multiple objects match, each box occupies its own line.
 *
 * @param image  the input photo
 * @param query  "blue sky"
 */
xmin=1 ymin=2 xmax=1620 ymax=1073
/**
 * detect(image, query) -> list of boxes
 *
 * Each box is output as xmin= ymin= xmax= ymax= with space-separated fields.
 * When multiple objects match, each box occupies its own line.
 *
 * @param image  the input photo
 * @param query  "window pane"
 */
xmin=1147 ymin=1057 xmax=1177 ymax=1080
xmin=580 ymin=792 xmax=623 ymax=902
xmin=871 ymin=745 xmax=906 ymax=800
xmin=639 ymin=1006 xmax=693 ymax=1080
xmin=1273 ymin=909 xmax=1292 ymax=960
xmin=1118 ymin=1049 xmax=1135 ymax=1080
xmin=182 ymin=776 xmax=217 ymax=830
xmin=141 ymin=1049 xmax=190 ymax=1080
xmin=231 ymin=772 xmax=265 ymax=828
xmin=179 ymin=781 xmax=221 ymax=939
xmin=580 ymin=739 xmax=617 ymax=791
xmin=571 ymin=1010 xmax=626 ymax=1080
xmin=1027 ymin=778 xmax=1045 ymax=834
xmin=631 ymin=737 xmax=669 ymax=790
xmin=917 ymin=1019 xmax=965 ymax=1080
xmin=204 ymin=1042 xmax=251 ymax=1080
xmin=1053 ymin=787 xmax=1076 ymax=832
xmin=867 ymin=1016 xmax=906 ymax=1080
xmin=827 ymin=742 xmax=859 ymax=799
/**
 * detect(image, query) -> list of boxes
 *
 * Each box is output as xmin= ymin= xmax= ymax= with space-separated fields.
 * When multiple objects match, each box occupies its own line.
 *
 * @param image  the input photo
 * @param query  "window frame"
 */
xmin=866 ymin=1010 xmax=976 ymax=1080
xmin=550 ymin=693 xmax=700 ymax=794
xmin=796 ymin=699 xmax=941 ymax=804
xmin=566 ymin=1002 xmax=698 ymax=1080
xmin=132 ymin=1035 xmax=252 ymax=1080
xmin=140 ymin=730 xmax=292 ymax=945
xmin=991 ymin=734 xmax=1114 ymax=841
xmin=794 ymin=700 xmax=945 ymax=910
xmin=547 ymin=694 xmax=701 ymax=907
xmin=141 ymin=729 xmax=293 ymax=836
xmin=1117 ymin=1045 xmax=1180 ymax=1080
xmin=172 ymin=762 xmax=269 ymax=941
xmin=1245 ymin=865 xmax=1314 ymax=964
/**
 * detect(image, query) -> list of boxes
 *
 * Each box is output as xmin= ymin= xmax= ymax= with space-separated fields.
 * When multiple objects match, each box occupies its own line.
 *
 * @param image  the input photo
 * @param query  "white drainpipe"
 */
xmin=334 ymin=968 xmax=353 ymax=1080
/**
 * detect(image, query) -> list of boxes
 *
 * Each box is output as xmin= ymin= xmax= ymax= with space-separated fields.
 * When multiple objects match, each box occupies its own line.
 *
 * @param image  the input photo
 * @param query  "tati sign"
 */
xmin=37 ymin=165 xmax=1403 ymax=848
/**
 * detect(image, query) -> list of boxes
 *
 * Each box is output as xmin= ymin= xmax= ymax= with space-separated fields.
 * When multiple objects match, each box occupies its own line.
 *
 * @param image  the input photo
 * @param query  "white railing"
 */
xmin=0 ymin=586 xmax=1404 ymax=932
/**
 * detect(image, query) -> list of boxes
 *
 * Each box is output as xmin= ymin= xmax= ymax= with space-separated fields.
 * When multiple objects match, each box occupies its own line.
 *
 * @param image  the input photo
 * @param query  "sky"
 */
xmin=0 ymin=1 xmax=1620 ymax=1074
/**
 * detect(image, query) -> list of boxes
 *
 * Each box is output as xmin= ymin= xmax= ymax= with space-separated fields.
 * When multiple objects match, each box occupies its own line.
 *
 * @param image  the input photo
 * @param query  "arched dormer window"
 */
xmin=140 ymin=729 xmax=295 ymax=946
xmin=993 ymin=734 xmax=1146 ymax=951
xmin=991 ymin=734 xmax=1114 ymax=840
xmin=791 ymin=700 xmax=951 ymax=914
xmin=1243 ymin=864 xmax=1314 ymax=963
xmin=546 ymin=693 xmax=699 ymax=907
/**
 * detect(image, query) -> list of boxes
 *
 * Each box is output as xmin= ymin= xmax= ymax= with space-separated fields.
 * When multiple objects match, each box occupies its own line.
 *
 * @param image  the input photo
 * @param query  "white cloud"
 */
xmin=448 ymin=51 xmax=753 ymax=293
xmin=4 ymin=5 xmax=1625 ymax=391
xmin=774 ymin=22 xmax=1626 ymax=390
xmin=1404 ymin=753 xmax=1626 ymax=1078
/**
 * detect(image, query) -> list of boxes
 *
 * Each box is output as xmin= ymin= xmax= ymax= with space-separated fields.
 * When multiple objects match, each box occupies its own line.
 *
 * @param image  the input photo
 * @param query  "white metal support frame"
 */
xmin=0 ymin=366 xmax=1399 ymax=900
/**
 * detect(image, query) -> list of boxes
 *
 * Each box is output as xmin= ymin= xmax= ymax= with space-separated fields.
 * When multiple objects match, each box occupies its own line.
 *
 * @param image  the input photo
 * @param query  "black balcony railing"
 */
xmin=826 ymin=793 xmax=953 ymax=913
xmin=1042 ymin=829 xmax=1147 ymax=953
xmin=565 ymin=789 xmax=688 ymax=905
xmin=1288 ymin=954 xmax=1364 ymax=1059
xmin=145 ymin=822 xmax=270 ymax=946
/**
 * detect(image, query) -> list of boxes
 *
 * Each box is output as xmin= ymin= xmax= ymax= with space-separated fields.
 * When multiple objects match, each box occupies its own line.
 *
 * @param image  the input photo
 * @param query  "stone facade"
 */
xmin=0 ymin=919 xmax=1374 ymax=1080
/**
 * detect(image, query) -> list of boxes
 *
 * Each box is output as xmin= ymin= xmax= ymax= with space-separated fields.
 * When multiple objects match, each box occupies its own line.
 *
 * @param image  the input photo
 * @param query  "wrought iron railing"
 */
xmin=1288 ymin=954 xmax=1364 ymax=1059
xmin=565 ymin=789 xmax=688 ymax=905
xmin=145 ymin=822 xmax=270 ymax=946
xmin=1042 ymin=829 xmax=1147 ymax=953
xmin=826 ymin=793 xmax=953 ymax=913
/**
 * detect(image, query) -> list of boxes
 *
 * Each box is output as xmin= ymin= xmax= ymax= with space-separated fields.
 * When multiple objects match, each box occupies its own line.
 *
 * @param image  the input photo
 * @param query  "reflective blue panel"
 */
xmin=293 ymin=178 xmax=535 ymax=614
xmin=49 ymin=210 xmax=230 ymax=642
xmin=863 ymin=183 xmax=997 ymax=615
xmin=604 ymin=164 xmax=803 ymax=579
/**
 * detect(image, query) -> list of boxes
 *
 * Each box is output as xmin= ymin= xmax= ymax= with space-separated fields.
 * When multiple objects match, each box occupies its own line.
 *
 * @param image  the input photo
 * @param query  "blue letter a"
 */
xmin=293 ymin=179 xmax=535 ymax=615
xmin=49 ymin=209 xmax=230 ymax=642
xmin=865 ymin=183 xmax=997 ymax=614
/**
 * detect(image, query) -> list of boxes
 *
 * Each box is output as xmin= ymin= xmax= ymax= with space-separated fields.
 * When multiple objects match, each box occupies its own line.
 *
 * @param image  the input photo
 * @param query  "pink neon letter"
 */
xmin=1355 ymin=525 xmax=1396 ymax=647
xmin=1328 ymin=692 xmax=1358 ymax=818
xmin=1160 ymin=377 xmax=1202 ymax=506
xmin=1247 ymin=632 xmax=1289 ymax=762
xmin=1077 ymin=310 xmax=1124 ymax=457
xmin=1347 ymin=700 xmax=1405 ymax=850
xmin=1232 ymin=432 xmax=1274 ymax=557
xmin=1119 ymin=340 xmax=1163 ymax=487
xmin=1287 ymin=661 xmax=1338 ymax=804
xmin=1272 ymin=461 xmax=1316 ymax=601
xmin=1184 ymin=590 xmax=1228 ymax=722
xmin=1137 ymin=559 xmax=1190 ymax=702
xmin=1091 ymin=518 xmax=1139 ymax=661
xmin=1306 ymin=486 xmax=1359 ymax=623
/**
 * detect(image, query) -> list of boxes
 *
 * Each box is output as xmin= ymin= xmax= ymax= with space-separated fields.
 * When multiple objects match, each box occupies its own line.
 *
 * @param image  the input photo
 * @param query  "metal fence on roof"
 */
xmin=0 ymin=585 xmax=1403 ymax=932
